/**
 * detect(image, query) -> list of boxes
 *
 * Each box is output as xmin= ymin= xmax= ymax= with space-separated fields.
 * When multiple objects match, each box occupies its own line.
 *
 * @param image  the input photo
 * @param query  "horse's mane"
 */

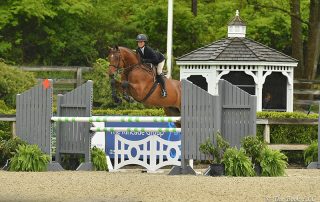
xmin=117 ymin=46 xmax=153 ymax=75
xmin=119 ymin=46 xmax=138 ymax=58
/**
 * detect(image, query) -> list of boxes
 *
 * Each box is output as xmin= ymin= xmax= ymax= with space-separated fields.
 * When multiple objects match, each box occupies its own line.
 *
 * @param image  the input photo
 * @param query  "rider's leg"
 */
xmin=157 ymin=60 xmax=165 ymax=75
xmin=156 ymin=60 xmax=167 ymax=97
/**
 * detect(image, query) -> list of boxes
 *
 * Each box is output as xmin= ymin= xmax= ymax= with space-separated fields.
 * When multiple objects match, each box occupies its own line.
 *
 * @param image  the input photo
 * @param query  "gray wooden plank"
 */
xmin=191 ymin=83 xmax=196 ymax=159
xmin=186 ymin=80 xmax=192 ymax=159
xmin=181 ymin=80 xmax=188 ymax=161
xmin=35 ymin=84 xmax=40 ymax=152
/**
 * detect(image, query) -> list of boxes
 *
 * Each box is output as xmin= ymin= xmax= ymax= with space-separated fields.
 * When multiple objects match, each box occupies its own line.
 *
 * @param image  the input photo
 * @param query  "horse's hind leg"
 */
xmin=164 ymin=107 xmax=181 ymax=127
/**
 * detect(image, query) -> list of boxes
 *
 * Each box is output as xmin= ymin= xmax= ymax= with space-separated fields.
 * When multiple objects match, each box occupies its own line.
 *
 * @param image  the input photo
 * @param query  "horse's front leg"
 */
xmin=121 ymin=80 xmax=134 ymax=103
xmin=110 ymin=75 xmax=123 ymax=104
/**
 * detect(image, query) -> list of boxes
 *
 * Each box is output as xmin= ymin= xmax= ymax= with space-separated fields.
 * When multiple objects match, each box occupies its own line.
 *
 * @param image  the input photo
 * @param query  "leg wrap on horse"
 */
xmin=110 ymin=78 xmax=122 ymax=104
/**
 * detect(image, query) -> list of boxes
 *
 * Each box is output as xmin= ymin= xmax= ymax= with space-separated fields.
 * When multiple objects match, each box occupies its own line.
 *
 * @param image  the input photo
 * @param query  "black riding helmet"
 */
xmin=136 ymin=34 xmax=148 ymax=42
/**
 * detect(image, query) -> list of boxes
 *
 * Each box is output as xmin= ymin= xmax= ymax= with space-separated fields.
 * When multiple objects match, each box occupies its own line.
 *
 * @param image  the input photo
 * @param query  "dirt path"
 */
xmin=0 ymin=169 xmax=319 ymax=202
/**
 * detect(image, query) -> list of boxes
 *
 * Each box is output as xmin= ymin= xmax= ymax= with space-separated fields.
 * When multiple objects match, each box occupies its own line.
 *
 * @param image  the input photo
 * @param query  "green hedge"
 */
xmin=257 ymin=112 xmax=318 ymax=144
xmin=257 ymin=111 xmax=318 ymax=119
xmin=257 ymin=111 xmax=318 ymax=166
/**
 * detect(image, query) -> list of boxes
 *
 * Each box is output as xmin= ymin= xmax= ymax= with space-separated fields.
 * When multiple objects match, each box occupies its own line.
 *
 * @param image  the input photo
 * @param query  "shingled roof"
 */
xmin=177 ymin=37 xmax=297 ymax=63
xmin=228 ymin=11 xmax=246 ymax=26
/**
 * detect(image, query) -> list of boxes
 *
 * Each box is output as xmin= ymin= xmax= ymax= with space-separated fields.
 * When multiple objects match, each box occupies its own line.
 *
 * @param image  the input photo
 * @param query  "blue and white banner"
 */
xmin=91 ymin=120 xmax=181 ymax=158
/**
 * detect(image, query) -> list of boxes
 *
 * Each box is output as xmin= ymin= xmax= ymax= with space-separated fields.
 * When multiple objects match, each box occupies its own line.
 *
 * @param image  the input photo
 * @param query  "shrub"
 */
xmin=0 ymin=100 xmax=15 ymax=114
xmin=222 ymin=147 xmax=255 ymax=177
xmin=0 ymin=62 xmax=36 ymax=107
xmin=9 ymin=144 xmax=50 ymax=172
xmin=304 ymin=141 xmax=318 ymax=166
xmin=260 ymin=147 xmax=288 ymax=177
xmin=199 ymin=133 xmax=229 ymax=164
xmin=199 ymin=138 xmax=215 ymax=163
xmin=256 ymin=111 xmax=318 ymax=165
xmin=0 ymin=129 xmax=11 ymax=142
xmin=241 ymin=136 xmax=266 ymax=163
xmin=91 ymin=146 xmax=108 ymax=171
xmin=0 ymin=137 xmax=26 ymax=167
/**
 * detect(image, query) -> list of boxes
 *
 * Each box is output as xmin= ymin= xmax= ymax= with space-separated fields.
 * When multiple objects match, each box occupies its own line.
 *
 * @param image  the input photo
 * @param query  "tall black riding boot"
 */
xmin=157 ymin=74 xmax=167 ymax=97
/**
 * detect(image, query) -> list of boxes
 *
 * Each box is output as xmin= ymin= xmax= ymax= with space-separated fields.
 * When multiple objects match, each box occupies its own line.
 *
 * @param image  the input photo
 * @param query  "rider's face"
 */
xmin=137 ymin=41 xmax=145 ymax=48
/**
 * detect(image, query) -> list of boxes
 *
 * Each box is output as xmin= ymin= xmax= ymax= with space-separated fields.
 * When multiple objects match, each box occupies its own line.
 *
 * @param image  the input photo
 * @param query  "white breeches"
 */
xmin=157 ymin=60 xmax=165 ymax=75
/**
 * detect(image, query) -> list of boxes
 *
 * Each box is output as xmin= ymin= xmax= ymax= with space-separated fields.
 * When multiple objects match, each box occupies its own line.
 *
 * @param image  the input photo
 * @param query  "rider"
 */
xmin=135 ymin=34 xmax=167 ymax=97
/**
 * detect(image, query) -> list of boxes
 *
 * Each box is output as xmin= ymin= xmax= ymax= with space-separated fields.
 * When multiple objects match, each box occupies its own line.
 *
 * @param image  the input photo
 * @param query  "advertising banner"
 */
xmin=91 ymin=121 xmax=181 ymax=158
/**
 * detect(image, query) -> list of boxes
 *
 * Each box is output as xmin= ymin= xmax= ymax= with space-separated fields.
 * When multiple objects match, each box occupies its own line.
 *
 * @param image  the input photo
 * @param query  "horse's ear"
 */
xmin=136 ymin=51 xmax=142 ymax=63
xmin=114 ymin=45 xmax=119 ymax=50
xmin=106 ymin=46 xmax=112 ymax=55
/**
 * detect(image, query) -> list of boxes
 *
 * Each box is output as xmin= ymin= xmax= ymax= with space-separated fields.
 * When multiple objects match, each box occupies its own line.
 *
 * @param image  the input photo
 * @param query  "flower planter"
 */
xmin=209 ymin=163 xmax=225 ymax=176
xmin=254 ymin=163 xmax=262 ymax=176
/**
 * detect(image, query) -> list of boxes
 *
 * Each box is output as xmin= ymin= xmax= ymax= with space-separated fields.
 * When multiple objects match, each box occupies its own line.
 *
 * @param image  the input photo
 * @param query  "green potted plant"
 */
xmin=260 ymin=147 xmax=288 ymax=176
xmin=199 ymin=132 xmax=230 ymax=176
xmin=91 ymin=146 xmax=108 ymax=171
xmin=304 ymin=141 xmax=318 ymax=167
xmin=0 ymin=137 xmax=26 ymax=170
xmin=222 ymin=147 xmax=255 ymax=177
xmin=9 ymin=144 xmax=50 ymax=172
xmin=241 ymin=136 xmax=266 ymax=175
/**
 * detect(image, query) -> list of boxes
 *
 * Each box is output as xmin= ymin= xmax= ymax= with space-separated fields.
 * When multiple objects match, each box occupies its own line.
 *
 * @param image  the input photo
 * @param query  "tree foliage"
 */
xmin=0 ymin=0 xmax=318 ymax=78
xmin=0 ymin=62 xmax=36 ymax=107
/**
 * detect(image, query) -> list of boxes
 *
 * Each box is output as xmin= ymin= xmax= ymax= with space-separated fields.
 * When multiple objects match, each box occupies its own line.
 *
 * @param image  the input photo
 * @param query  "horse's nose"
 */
xmin=108 ymin=66 xmax=116 ymax=76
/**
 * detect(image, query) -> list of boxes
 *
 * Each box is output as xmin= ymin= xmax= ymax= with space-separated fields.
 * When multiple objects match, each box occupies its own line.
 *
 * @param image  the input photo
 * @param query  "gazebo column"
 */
xmin=207 ymin=69 xmax=216 ymax=95
xmin=282 ymin=70 xmax=294 ymax=112
xmin=256 ymin=66 xmax=264 ymax=111
xmin=216 ymin=68 xmax=230 ymax=95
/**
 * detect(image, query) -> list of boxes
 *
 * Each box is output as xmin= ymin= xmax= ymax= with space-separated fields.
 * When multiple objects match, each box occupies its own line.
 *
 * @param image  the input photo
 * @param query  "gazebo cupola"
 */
xmin=177 ymin=10 xmax=298 ymax=112
xmin=228 ymin=10 xmax=246 ymax=38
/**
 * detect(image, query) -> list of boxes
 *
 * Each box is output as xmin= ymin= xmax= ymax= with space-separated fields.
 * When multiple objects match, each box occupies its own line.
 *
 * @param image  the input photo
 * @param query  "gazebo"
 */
xmin=176 ymin=10 xmax=298 ymax=112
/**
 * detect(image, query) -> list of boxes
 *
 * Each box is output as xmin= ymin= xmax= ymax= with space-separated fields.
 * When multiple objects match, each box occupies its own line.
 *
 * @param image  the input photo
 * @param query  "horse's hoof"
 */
xmin=115 ymin=99 xmax=122 ymax=104
xmin=124 ymin=95 xmax=135 ymax=103
xmin=128 ymin=97 xmax=134 ymax=103
xmin=112 ymin=96 xmax=122 ymax=104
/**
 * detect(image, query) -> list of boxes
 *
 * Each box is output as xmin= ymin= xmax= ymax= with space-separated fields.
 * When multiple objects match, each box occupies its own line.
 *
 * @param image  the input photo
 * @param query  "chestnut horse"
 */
xmin=107 ymin=46 xmax=181 ymax=117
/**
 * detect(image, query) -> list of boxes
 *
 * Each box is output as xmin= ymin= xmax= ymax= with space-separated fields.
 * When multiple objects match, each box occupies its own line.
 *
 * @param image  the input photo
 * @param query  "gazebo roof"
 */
xmin=228 ymin=10 xmax=246 ymax=26
xmin=177 ymin=37 xmax=297 ymax=63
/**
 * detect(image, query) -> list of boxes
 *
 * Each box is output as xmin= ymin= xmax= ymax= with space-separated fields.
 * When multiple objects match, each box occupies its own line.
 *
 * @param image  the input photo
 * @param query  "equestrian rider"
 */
xmin=135 ymin=34 xmax=167 ymax=97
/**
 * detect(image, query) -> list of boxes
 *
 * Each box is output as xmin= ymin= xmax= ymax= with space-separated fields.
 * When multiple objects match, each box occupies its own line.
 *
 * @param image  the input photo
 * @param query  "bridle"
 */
xmin=108 ymin=50 xmax=125 ymax=77
xmin=109 ymin=49 xmax=141 ymax=79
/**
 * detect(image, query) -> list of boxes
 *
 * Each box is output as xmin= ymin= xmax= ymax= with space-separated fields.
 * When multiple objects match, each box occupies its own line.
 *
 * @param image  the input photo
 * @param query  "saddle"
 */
xmin=141 ymin=63 xmax=158 ymax=81
xmin=138 ymin=64 xmax=167 ymax=101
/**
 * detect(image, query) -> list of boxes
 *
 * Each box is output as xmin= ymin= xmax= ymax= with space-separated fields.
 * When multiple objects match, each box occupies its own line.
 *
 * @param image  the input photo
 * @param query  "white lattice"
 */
xmin=114 ymin=134 xmax=181 ymax=172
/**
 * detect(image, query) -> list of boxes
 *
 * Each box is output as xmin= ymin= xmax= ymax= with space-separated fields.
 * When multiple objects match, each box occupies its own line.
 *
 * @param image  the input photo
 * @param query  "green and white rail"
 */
xmin=90 ymin=127 xmax=181 ymax=133
xmin=51 ymin=116 xmax=181 ymax=123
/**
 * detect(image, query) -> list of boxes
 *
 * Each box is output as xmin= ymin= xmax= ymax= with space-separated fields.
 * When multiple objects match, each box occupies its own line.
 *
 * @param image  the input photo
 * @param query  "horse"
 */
xmin=107 ymin=45 xmax=181 ymax=117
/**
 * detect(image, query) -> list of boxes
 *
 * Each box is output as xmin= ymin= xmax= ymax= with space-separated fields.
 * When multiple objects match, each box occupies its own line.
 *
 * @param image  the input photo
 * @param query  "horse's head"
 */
xmin=107 ymin=45 xmax=140 ymax=77
xmin=107 ymin=45 xmax=124 ymax=77
xmin=107 ymin=45 xmax=140 ymax=104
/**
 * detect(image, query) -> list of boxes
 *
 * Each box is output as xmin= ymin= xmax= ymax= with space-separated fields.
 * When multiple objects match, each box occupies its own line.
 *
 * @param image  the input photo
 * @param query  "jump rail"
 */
xmin=90 ymin=127 xmax=181 ymax=133
xmin=51 ymin=116 xmax=181 ymax=123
